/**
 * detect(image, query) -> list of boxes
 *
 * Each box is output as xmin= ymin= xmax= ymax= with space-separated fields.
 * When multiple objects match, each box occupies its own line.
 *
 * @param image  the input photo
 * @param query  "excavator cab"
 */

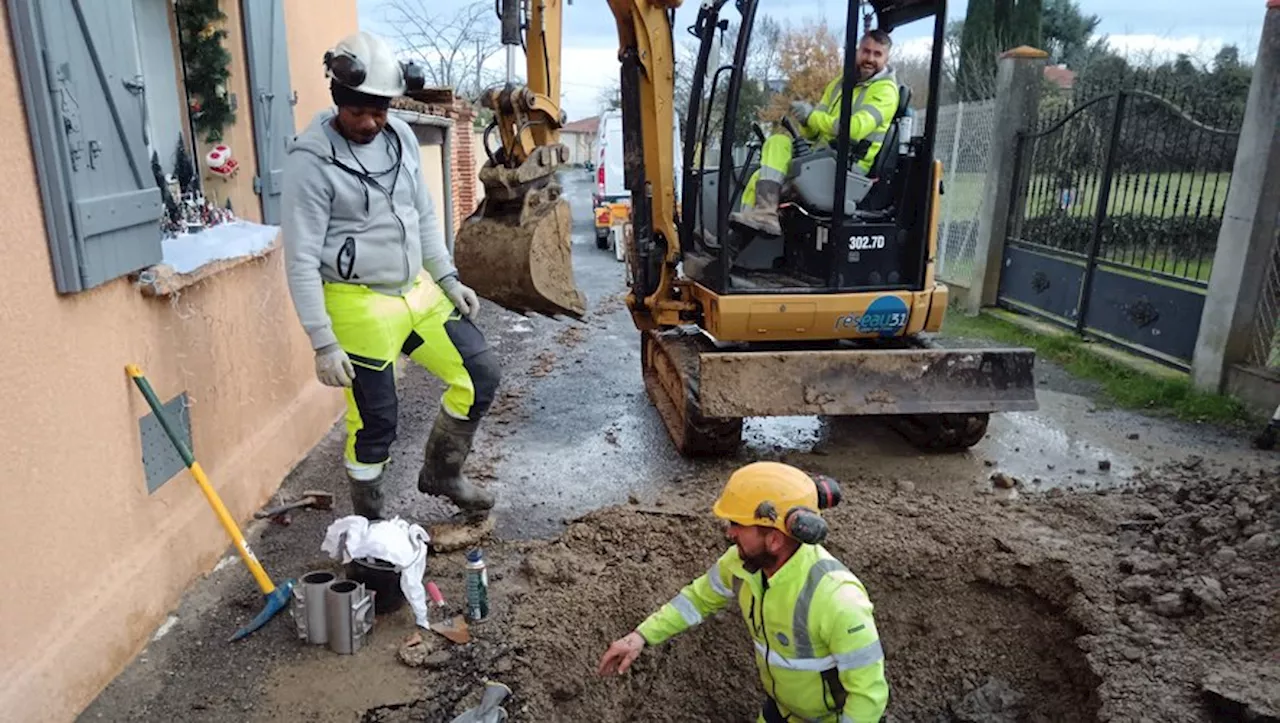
xmin=680 ymin=0 xmax=937 ymax=293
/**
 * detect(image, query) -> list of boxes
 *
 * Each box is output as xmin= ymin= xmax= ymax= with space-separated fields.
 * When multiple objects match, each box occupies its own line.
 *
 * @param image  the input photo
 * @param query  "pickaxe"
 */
xmin=254 ymin=490 xmax=335 ymax=525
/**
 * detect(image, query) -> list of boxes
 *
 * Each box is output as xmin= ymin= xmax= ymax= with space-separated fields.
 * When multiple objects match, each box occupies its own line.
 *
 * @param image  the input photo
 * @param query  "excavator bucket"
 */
xmin=452 ymin=157 xmax=586 ymax=319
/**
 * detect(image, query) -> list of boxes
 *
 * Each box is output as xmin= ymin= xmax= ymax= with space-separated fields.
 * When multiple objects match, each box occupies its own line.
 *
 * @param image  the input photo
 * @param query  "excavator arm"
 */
xmin=451 ymin=0 xmax=687 ymax=327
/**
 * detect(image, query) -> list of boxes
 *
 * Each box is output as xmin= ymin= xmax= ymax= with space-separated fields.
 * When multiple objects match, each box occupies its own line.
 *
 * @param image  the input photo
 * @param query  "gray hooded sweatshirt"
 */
xmin=281 ymin=108 xmax=457 ymax=351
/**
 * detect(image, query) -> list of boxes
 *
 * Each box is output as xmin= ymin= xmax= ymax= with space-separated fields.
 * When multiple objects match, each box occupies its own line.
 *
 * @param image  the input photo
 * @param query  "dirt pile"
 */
xmin=369 ymin=457 xmax=1277 ymax=722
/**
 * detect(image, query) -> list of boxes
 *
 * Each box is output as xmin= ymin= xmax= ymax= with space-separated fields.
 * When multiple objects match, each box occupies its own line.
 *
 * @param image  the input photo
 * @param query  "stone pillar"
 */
xmin=1192 ymin=1 xmax=1280 ymax=391
xmin=964 ymin=46 xmax=1048 ymax=315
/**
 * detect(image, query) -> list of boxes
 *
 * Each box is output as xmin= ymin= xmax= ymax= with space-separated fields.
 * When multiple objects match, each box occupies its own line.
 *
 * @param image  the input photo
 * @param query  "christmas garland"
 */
xmin=176 ymin=0 xmax=234 ymax=142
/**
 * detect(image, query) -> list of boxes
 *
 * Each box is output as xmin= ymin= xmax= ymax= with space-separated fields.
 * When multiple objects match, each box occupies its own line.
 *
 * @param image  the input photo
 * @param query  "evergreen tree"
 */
xmin=151 ymin=149 xmax=179 ymax=223
xmin=957 ymin=0 xmax=997 ymax=100
xmin=176 ymin=0 xmax=234 ymax=142
xmin=173 ymin=136 xmax=198 ymax=198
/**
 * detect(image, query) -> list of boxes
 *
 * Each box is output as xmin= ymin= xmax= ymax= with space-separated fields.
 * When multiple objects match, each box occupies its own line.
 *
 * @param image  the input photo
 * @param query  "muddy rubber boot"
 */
xmin=417 ymin=412 xmax=495 ymax=512
xmin=729 ymin=179 xmax=783 ymax=237
xmin=348 ymin=475 xmax=385 ymax=520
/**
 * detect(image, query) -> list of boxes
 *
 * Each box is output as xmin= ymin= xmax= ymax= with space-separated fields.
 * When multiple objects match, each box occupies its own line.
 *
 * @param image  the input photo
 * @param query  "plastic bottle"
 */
xmin=464 ymin=548 xmax=490 ymax=623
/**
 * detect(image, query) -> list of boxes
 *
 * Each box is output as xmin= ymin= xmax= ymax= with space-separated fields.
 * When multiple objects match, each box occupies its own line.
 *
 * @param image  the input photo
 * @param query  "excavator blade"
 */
xmin=641 ymin=328 xmax=1039 ymax=456
xmin=453 ymin=158 xmax=586 ymax=319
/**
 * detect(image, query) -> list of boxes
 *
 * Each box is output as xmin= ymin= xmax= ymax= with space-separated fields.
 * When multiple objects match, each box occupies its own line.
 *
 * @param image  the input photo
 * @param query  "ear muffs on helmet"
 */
xmin=784 ymin=506 xmax=828 ymax=545
xmin=782 ymin=475 xmax=842 ymax=545
xmin=323 ymin=49 xmax=427 ymax=94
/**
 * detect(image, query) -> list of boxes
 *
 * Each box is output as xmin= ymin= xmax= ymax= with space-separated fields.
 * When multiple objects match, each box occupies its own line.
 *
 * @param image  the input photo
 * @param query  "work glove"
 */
xmin=439 ymin=274 xmax=480 ymax=320
xmin=790 ymin=100 xmax=814 ymax=125
xmin=314 ymin=344 xmax=355 ymax=388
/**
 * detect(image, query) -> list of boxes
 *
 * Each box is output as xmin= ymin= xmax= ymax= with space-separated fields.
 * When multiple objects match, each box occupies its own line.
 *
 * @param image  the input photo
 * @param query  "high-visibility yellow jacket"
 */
xmin=636 ymin=543 xmax=888 ymax=722
xmin=802 ymin=68 xmax=900 ymax=173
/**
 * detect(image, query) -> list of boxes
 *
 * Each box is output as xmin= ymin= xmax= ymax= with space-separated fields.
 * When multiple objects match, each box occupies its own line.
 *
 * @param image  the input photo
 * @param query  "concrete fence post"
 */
xmin=964 ymin=46 xmax=1048 ymax=315
xmin=1191 ymin=0 xmax=1280 ymax=392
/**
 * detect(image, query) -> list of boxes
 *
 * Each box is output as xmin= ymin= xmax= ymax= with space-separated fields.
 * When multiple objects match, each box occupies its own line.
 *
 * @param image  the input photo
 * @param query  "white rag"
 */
xmin=322 ymin=515 xmax=431 ymax=628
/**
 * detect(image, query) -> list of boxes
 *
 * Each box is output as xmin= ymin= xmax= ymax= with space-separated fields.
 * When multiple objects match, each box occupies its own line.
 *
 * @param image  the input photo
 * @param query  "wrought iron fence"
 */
xmin=932 ymin=98 xmax=997 ymax=283
xmin=1012 ymin=85 xmax=1241 ymax=289
xmin=1249 ymin=228 xmax=1280 ymax=370
xmin=998 ymin=77 xmax=1244 ymax=368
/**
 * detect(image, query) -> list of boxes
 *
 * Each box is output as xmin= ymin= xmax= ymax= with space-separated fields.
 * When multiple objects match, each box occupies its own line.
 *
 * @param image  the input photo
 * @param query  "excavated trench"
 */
xmin=370 ymin=496 xmax=1103 ymax=723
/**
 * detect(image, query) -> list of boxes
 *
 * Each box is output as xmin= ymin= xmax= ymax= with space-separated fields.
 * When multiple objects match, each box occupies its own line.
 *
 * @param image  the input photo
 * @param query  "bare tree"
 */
xmin=380 ymin=0 xmax=505 ymax=100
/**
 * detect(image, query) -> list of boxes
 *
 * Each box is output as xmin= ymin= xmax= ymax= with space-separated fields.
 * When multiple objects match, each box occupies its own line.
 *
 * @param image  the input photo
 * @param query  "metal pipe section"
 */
xmin=292 ymin=570 xmax=336 ymax=644
xmin=325 ymin=580 xmax=374 ymax=655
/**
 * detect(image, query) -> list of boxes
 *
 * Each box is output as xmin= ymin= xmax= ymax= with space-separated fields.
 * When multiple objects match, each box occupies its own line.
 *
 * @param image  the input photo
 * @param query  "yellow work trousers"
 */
xmin=323 ymin=274 xmax=500 ymax=473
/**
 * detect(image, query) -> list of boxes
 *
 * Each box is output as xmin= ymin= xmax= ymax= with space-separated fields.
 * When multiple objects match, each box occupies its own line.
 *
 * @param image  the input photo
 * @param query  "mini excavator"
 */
xmin=451 ymin=0 xmax=1038 ymax=455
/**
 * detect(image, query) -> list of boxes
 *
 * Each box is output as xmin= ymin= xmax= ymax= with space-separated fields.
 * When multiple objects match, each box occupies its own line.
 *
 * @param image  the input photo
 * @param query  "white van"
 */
xmin=592 ymin=110 xmax=682 ymax=253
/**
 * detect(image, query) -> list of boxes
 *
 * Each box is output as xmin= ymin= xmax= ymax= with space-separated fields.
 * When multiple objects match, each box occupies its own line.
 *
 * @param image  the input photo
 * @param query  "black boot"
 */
xmin=417 ymin=413 xmax=494 ymax=512
xmin=729 ymin=178 xmax=783 ymax=236
xmin=348 ymin=475 xmax=385 ymax=520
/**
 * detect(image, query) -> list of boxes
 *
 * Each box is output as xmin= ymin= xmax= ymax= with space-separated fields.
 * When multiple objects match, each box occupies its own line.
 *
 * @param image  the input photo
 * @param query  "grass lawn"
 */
xmin=941 ymin=309 xmax=1256 ymax=428
xmin=1024 ymin=172 xmax=1232 ymax=220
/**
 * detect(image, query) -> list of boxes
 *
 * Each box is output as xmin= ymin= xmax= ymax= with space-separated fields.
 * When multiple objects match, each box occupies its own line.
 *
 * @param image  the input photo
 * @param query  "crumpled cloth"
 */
xmin=322 ymin=515 xmax=431 ymax=628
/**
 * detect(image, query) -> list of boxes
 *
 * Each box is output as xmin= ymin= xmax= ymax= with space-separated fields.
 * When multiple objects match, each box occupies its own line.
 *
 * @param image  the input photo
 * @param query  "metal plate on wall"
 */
xmin=139 ymin=392 xmax=191 ymax=493
xmin=998 ymin=244 xmax=1086 ymax=323
xmin=1084 ymin=267 xmax=1206 ymax=365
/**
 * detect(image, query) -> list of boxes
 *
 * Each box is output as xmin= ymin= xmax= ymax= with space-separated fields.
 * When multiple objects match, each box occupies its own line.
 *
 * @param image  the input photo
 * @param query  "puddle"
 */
xmin=743 ymin=416 xmax=824 ymax=452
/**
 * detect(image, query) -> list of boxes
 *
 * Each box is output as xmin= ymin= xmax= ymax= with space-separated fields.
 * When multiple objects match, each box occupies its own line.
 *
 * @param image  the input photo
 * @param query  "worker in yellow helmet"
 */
xmin=597 ymin=462 xmax=889 ymax=722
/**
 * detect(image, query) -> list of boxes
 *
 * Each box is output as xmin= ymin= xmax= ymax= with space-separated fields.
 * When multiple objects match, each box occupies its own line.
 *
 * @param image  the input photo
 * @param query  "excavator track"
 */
xmin=641 ymin=328 xmax=743 ymax=457
xmin=887 ymin=412 xmax=991 ymax=452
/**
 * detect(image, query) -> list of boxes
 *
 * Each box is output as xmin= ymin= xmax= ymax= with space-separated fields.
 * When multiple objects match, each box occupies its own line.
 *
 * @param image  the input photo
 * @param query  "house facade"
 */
xmin=0 ymin=2 xmax=477 ymax=720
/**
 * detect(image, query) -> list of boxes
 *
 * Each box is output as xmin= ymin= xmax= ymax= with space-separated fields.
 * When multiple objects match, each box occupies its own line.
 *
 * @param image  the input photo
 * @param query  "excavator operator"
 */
xmin=733 ymin=29 xmax=899 ymax=237
xmin=598 ymin=462 xmax=889 ymax=722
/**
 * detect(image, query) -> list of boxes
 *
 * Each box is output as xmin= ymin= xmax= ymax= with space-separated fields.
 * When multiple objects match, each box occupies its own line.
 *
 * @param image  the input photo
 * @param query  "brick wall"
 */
xmin=450 ymin=100 xmax=477 ymax=232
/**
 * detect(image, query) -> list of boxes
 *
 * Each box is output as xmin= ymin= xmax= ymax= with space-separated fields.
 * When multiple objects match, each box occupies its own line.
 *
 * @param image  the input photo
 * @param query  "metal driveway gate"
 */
xmin=997 ymin=88 xmax=1241 ymax=369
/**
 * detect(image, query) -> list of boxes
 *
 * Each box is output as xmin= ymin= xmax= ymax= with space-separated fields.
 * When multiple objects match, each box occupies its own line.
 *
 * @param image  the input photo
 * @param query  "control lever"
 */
xmin=781 ymin=116 xmax=812 ymax=158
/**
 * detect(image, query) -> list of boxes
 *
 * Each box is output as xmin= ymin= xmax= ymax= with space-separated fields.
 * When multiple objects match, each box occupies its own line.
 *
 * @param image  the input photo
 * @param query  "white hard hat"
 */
xmin=325 ymin=31 xmax=413 ymax=98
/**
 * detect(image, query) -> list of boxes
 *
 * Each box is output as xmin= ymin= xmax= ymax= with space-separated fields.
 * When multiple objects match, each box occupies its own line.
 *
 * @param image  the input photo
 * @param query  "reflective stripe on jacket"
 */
xmin=636 ymin=544 xmax=889 ymax=722
xmin=802 ymin=68 xmax=899 ymax=172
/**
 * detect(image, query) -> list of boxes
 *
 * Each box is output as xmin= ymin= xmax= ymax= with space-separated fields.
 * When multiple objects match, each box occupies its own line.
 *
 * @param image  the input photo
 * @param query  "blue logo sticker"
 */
xmin=853 ymin=296 xmax=910 ymax=336
xmin=776 ymin=632 xmax=790 ymax=647
xmin=833 ymin=295 xmax=911 ymax=336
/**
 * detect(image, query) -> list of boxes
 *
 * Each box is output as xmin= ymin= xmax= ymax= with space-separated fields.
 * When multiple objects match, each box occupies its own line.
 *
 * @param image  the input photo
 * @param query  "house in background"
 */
xmin=1044 ymin=64 xmax=1077 ymax=91
xmin=560 ymin=115 xmax=600 ymax=166
xmin=0 ymin=2 xmax=478 ymax=721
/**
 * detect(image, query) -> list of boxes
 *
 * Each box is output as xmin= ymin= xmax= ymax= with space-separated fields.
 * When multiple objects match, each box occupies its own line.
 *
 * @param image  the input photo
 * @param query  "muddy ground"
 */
xmin=81 ymin=172 xmax=1278 ymax=722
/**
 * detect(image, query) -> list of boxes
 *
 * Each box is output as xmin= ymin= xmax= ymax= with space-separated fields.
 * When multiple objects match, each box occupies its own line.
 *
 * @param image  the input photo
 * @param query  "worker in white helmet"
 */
xmin=280 ymin=31 xmax=500 ymax=529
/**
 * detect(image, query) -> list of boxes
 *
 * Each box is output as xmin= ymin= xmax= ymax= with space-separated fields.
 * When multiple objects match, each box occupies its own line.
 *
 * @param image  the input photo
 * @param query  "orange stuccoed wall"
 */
xmin=0 ymin=2 xmax=358 ymax=721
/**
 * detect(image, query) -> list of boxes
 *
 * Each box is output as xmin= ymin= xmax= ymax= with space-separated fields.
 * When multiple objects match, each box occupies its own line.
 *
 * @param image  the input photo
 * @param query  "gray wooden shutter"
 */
xmin=242 ymin=0 xmax=295 ymax=225
xmin=8 ymin=0 xmax=162 ymax=293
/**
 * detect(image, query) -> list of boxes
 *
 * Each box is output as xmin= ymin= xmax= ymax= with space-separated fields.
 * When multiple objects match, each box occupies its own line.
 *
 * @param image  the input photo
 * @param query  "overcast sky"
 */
xmin=358 ymin=0 xmax=1262 ymax=121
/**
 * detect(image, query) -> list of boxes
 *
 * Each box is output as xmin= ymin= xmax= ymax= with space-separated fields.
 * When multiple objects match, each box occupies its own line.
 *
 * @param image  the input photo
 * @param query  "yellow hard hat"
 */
xmin=712 ymin=462 xmax=819 ymax=535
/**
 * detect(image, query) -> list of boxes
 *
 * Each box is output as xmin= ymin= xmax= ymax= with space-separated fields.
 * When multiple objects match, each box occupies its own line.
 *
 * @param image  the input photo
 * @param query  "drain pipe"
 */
xmin=391 ymin=109 xmax=457 ymax=255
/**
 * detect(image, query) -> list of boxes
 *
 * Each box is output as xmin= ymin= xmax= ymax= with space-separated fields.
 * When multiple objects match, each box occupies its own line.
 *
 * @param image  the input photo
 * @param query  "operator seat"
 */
xmin=784 ymin=84 xmax=913 ymax=219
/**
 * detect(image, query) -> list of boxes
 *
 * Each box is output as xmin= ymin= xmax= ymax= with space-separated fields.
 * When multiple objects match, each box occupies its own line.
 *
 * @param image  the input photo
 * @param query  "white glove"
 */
xmin=314 ymin=344 xmax=355 ymax=387
xmin=791 ymin=100 xmax=814 ymax=124
xmin=439 ymin=275 xmax=480 ymax=320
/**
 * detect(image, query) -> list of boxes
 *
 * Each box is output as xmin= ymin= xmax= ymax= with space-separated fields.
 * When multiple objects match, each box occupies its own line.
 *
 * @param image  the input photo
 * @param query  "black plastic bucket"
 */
xmin=345 ymin=557 xmax=405 ymax=614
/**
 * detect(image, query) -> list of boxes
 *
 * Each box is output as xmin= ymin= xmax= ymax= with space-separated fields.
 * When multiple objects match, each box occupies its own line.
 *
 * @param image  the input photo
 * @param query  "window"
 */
xmin=8 ymin=0 xmax=294 ymax=294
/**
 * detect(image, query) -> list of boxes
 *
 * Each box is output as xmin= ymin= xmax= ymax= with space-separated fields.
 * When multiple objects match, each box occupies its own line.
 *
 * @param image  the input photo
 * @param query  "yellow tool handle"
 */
xmin=126 ymin=364 xmax=275 ymax=595
xmin=189 ymin=461 xmax=276 ymax=595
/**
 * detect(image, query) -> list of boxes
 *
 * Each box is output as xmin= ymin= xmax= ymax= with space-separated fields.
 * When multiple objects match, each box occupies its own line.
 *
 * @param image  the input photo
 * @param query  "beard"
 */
xmin=738 ymin=546 xmax=779 ymax=573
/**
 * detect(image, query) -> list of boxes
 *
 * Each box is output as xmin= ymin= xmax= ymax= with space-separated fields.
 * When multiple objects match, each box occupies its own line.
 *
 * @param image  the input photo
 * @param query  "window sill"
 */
xmin=134 ymin=220 xmax=281 ymax=298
